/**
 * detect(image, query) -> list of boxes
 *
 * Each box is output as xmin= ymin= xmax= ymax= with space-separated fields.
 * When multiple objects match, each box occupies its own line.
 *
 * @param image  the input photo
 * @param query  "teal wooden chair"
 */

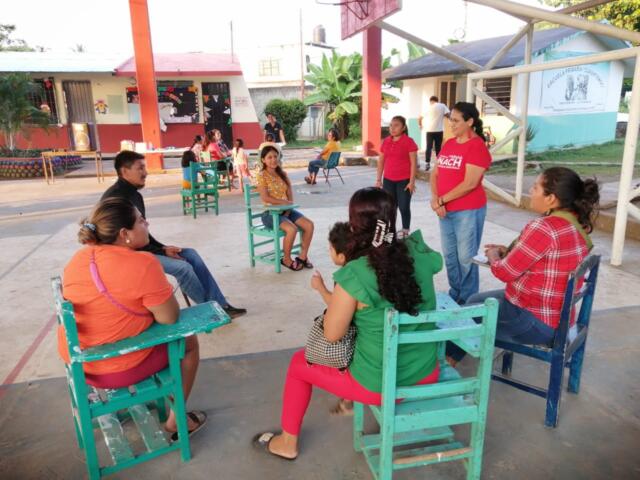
xmin=52 ymin=277 xmax=230 ymax=479
xmin=321 ymin=151 xmax=344 ymax=185
xmin=200 ymin=151 xmax=232 ymax=191
xmin=243 ymin=180 xmax=301 ymax=273
xmin=354 ymin=297 xmax=499 ymax=480
xmin=181 ymin=161 xmax=219 ymax=219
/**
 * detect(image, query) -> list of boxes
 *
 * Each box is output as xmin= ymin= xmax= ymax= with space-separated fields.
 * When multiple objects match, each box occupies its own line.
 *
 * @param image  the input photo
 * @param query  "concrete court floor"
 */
xmin=0 ymin=165 xmax=639 ymax=478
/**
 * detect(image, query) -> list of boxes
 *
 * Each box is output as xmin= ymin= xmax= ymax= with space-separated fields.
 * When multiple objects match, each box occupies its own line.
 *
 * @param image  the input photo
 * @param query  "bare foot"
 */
xmin=267 ymin=432 xmax=298 ymax=459
xmin=330 ymin=399 xmax=354 ymax=416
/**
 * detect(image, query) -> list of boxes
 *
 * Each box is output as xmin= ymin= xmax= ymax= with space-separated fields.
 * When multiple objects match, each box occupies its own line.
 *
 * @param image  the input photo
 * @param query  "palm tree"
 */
xmin=0 ymin=73 xmax=50 ymax=150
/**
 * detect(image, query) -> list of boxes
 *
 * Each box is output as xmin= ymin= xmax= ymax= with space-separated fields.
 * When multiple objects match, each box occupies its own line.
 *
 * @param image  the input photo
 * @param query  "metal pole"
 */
xmin=515 ymin=25 xmax=532 ymax=205
xmin=230 ymin=21 xmax=234 ymax=63
xmin=611 ymin=53 xmax=640 ymax=266
xmin=300 ymin=9 xmax=305 ymax=100
xmin=484 ymin=23 xmax=530 ymax=70
xmin=466 ymin=75 xmax=474 ymax=102
xmin=466 ymin=0 xmax=640 ymax=44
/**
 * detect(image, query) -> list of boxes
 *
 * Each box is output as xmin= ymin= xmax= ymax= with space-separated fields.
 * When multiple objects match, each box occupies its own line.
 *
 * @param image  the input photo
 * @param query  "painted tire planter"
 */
xmin=0 ymin=155 xmax=83 ymax=178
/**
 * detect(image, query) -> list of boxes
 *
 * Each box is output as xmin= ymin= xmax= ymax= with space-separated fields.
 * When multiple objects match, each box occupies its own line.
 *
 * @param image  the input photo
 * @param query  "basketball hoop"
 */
xmin=316 ymin=0 xmax=369 ymax=20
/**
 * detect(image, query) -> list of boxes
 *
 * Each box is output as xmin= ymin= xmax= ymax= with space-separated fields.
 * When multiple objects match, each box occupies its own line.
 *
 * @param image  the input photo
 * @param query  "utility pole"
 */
xmin=299 ymin=8 xmax=305 ymax=100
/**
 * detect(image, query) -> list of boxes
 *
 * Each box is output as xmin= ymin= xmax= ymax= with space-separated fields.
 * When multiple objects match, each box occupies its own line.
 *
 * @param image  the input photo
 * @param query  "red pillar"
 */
xmin=362 ymin=26 xmax=382 ymax=157
xmin=128 ymin=0 xmax=163 ymax=169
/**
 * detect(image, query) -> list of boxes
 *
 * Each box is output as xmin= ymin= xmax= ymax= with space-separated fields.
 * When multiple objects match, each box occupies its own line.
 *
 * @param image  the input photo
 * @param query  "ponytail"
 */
xmin=542 ymin=167 xmax=600 ymax=233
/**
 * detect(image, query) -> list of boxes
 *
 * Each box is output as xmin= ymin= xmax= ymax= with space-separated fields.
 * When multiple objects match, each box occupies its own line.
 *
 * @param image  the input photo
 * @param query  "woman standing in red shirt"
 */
xmin=430 ymin=102 xmax=491 ymax=304
xmin=375 ymin=116 xmax=418 ymax=238
xmin=447 ymin=167 xmax=599 ymax=363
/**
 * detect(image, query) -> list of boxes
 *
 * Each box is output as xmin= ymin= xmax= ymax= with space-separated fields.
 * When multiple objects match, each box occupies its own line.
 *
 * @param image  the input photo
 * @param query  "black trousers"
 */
xmin=426 ymin=131 xmax=444 ymax=165
xmin=383 ymin=177 xmax=412 ymax=230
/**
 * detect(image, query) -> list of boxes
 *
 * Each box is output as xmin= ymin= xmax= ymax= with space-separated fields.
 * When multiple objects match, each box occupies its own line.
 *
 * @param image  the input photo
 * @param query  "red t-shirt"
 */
xmin=435 ymin=136 xmax=492 ymax=211
xmin=380 ymin=134 xmax=418 ymax=181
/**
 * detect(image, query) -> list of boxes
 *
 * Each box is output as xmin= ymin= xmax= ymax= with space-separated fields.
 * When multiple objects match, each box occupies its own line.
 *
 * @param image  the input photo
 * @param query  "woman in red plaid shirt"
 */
xmin=447 ymin=167 xmax=599 ymax=364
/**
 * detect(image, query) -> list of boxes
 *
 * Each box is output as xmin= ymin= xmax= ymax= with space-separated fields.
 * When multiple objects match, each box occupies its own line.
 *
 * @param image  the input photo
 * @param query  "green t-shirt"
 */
xmin=333 ymin=230 xmax=443 ymax=393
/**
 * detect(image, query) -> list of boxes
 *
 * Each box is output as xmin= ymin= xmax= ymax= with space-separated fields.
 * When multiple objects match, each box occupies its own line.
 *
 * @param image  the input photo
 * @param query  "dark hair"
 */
xmin=265 ymin=133 xmax=275 ymax=142
xmin=346 ymin=188 xmax=422 ymax=315
xmin=181 ymin=150 xmax=197 ymax=168
xmin=328 ymin=128 xmax=340 ymax=141
xmin=452 ymin=101 xmax=485 ymax=140
xmin=203 ymin=130 xmax=215 ymax=149
xmin=390 ymin=115 xmax=408 ymax=134
xmin=260 ymin=145 xmax=289 ymax=186
xmin=542 ymin=167 xmax=600 ymax=233
xmin=191 ymin=135 xmax=203 ymax=149
xmin=328 ymin=221 xmax=350 ymax=255
xmin=234 ymin=138 xmax=244 ymax=148
xmin=429 ymin=95 xmax=438 ymax=102
xmin=114 ymin=150 xmax=144 ymax=176
xmin=78 ymin=198 xmax=137 ymax=245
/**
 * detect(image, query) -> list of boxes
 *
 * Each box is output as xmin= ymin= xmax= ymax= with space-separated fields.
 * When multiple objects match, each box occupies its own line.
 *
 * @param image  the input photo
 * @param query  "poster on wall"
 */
xmin=540 ymin=61 xmax=609 ymax=115
xmin=126 ymin=85 xmax=199 ymax=123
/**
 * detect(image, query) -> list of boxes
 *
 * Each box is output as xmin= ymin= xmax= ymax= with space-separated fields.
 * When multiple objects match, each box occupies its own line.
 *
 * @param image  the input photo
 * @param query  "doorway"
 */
xmin=62 ymin=80 xmax=98 ymax=150
xmin=201 ymin=82 xmax=233 ymax=147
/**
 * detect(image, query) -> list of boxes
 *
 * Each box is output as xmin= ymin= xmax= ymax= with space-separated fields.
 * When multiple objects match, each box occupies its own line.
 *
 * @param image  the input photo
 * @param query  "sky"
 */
xmin=4 ymin=0 xmax=546 ymax=57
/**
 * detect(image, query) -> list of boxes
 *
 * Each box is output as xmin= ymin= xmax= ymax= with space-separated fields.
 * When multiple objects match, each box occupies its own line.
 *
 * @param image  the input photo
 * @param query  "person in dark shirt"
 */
xmin=263 ymin=113 xmax=286 ymax=144
xmin=101 ymin=151 xmax=246 ymax=318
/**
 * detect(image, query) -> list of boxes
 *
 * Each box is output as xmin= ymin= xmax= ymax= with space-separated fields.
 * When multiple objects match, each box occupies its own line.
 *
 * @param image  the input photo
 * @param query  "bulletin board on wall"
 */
xmin=126 ymin=84 xmax=199 ymax=124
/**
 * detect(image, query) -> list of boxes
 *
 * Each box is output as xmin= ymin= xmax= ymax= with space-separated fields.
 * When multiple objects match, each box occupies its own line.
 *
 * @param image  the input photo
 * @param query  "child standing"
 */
xmin=232 ymin=138 xmax=251 ymax=191
xmin=309 ymin=221 xmax=355 ymax=415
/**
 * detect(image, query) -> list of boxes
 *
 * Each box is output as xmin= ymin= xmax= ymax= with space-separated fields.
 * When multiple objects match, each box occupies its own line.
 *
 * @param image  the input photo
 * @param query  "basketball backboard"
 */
xmin=340 ymin=0 xmax=402 ymax=40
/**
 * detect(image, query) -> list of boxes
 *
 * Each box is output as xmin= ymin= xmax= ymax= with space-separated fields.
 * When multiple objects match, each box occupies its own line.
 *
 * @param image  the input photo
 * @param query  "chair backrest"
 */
xmin=553 ymin=253 xmax=601 ymax=348
xmin=243 ymin=180 xmax=264 ymax=228
xmin=52 ymin=276 xmax=82 ymax=360
xmin=326 ymin=151 xmax=341 ymax=169
xmin=380 ymin=299 xmax=499 ymax=421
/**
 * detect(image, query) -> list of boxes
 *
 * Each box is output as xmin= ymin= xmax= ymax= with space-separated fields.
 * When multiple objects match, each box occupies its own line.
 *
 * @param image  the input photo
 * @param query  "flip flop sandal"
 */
xmin=252 ymin=432 xmax=297 ymax=461
xmin=281 ymin=258 xmax=303 ymax=271
xmin=169 ymin=410 xmax=207 ymax=442
xmin=329 ymin=399 xmax=354 ymax=417
xmin=295 ymin=257 xmax=313 ymax=269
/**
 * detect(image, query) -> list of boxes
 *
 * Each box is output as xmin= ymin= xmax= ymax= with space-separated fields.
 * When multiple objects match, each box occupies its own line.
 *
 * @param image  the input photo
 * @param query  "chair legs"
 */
xmin=568 ymin=341 xmax=586 ymax=394
xmin=545 ymin=350 xmax=566 ymax=428
xmin=467 ymin=420 xmax=485 ymax=480
xmin=352 ymin=402 xmax=364 ymax=453
xmin=501 ymin=351 xmax=513 ymax=375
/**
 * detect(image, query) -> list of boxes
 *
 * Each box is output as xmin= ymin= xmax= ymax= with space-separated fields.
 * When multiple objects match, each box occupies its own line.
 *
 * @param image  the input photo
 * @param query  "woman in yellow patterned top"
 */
xmin=256 ymin=146 xmax=315 ymax=271
xmin=305 ymin=128 xmax=341 ymax=185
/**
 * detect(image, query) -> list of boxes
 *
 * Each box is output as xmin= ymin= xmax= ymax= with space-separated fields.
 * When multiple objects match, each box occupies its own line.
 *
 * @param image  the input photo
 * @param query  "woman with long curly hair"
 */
xmin=253 ymin=187 xmax=443 ymax=460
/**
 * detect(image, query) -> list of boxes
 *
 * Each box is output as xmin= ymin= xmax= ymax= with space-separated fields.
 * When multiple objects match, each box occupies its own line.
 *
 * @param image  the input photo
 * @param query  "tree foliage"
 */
xmin=304 ymin=50 xmax=398 ymax=138
xmin=0 ymin=24 xmax=34 ymax=52
xmin=537 ymin=0 xmax=640 ymax=33
xmin=264 ymin=98 xmax=307 ymax=142
xmin=0 ymin=73 xmax=51 ymax=150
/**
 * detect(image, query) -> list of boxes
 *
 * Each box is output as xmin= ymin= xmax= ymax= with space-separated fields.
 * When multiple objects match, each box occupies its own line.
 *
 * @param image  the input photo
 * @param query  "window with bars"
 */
xmin=28 ymin=77 xmax=58 ymax=123
xmin=482 ymin=77 xmax=512 ymax=115
xmin=258 ymin=58 xmax=281 ymax=77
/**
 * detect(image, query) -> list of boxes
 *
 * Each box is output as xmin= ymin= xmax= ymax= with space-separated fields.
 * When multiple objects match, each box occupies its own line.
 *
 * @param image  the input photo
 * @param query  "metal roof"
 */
xmin=115 ymin=53 xmax=242 ymax=77
xmin=385 ymin=26 xmax=633 ymax=81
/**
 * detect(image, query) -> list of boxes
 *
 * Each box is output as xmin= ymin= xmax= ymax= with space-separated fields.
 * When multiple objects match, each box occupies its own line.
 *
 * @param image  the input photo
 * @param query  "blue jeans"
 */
xmin=155 ymin=248 xmax=227 ymax=306
xmin=383 ymin=177 xmax=412 ymax=230
xmin=308 ymin=158 xmax=326 ymax=175
xmin=438 ymin=206 xmax=486 ymax=304
xmin=446 ymin=289 xmax=556 ymax=361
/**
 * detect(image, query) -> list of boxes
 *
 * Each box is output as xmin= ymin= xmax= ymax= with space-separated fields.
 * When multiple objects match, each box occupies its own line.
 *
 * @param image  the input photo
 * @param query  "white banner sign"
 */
xmin=540 ymin=62 xmax=609 ymax=114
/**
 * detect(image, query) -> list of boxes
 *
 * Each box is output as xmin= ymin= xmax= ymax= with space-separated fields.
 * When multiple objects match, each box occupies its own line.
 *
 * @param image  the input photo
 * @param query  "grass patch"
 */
xmin=285 ymin=136 xmax=362 ymax=150
xmin=490 ymin=140 xmax=640 ymax=178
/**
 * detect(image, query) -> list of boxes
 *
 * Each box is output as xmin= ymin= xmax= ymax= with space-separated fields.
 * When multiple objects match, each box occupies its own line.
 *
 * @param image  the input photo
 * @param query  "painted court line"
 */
xmin=0 ymin=314 xmax=57 ymax=399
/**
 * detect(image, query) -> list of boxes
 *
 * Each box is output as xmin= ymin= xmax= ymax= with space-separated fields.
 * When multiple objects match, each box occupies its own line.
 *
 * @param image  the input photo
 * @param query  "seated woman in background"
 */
xmin=446 ymin=167 xmax=599 ymax=365
xmin=255 ymin=145 xmax=314 ymax=272
xmin=58 ymin=197 xmax=206 ymax=440
xmin=304 ymin=128 xmax=341 ymax=185
xmin=190 ymin=134 xmax=204 ymax=160
xmin=253 ymin=187 xmax=443 ymax=460
xmin=181 ymin=150 xmax=198 ymax=189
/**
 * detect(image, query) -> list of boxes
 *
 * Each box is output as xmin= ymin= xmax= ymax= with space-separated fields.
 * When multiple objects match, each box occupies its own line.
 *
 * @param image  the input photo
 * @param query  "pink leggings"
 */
xmin=281 ymin=349 xmax=440 ymax=435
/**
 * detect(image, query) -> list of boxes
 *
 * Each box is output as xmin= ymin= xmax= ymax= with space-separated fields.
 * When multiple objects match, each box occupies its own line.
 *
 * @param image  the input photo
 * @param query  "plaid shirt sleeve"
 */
xmin=491 ymin=218 xmax=553 ymax=283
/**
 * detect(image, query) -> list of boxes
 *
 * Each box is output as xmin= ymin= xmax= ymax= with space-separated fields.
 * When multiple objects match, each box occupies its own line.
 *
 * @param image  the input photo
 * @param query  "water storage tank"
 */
xmin=313 ymin=25 xmax=326 ymax=45
xmin=71 ymin=123 xmax=91 ymax=151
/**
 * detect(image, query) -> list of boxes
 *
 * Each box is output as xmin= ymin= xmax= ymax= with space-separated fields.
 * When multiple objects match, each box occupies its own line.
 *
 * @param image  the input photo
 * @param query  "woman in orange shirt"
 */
xmin=59 ymin=197 xmax=206 ymax=440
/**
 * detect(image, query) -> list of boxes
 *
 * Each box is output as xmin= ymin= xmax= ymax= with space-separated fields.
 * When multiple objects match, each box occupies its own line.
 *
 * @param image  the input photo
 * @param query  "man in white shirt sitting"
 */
xmin=419 ymin=96 xmax=450 ymax=171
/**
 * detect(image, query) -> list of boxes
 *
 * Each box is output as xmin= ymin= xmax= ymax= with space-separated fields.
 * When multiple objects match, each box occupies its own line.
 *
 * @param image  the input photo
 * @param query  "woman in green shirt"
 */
xmin=254 ymin=187 xmax=443 ymax=460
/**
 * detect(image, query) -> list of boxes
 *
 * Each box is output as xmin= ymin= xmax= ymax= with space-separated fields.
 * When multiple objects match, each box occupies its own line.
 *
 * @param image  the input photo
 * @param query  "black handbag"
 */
xmin=304 ymin=313 xmax=356 ymax=369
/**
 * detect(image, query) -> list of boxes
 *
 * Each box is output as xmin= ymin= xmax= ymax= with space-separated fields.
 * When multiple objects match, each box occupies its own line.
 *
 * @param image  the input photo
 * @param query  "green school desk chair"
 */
xmin=199 ymin=151 xmax=232 ymax=191
xmin=181 ymin=161 xmax=219 ymax=218
xmin=52 ymin=277 xmax=230 ymax=479
xmin=322 ymin=151 xmax=344 ymax=185
xmin=354 ymin=297 xmax=498 ymax=480
xmin=243 ymin=180 xmax=301 ymax=273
